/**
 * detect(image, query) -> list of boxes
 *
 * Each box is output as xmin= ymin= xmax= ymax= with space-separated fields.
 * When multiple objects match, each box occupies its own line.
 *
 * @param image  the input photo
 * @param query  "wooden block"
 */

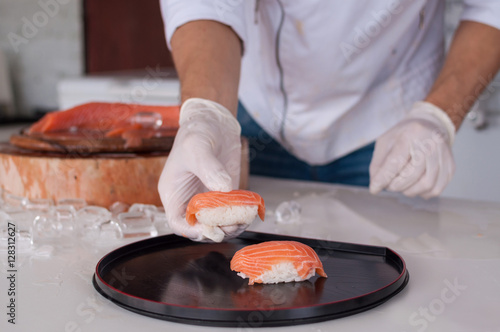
xmin=0 ymin=139 xmax=249 ymax=208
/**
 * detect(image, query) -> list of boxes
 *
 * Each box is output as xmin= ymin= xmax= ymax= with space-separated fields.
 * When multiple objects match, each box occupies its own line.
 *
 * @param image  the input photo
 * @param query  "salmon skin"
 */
xmin=28 ymin=102 xmax=180 ymax=134
xmin=230 ymin=241 xmax=328 ymax=285
xmin=185 ymin=190 xmax=265 ymax=226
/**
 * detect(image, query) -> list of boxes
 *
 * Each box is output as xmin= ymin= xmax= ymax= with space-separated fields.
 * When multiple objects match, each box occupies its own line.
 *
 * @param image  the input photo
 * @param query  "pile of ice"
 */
xmin=0 ymin=188 xmax=170 ymax=251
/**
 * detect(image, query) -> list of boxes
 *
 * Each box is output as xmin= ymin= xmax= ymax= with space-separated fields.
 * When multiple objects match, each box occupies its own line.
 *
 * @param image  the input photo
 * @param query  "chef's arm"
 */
xmin=425 ymin=21 xmax=500 ymax=130
xmin=170 ymin=20 xmax=242 ymax=115
xmin=160 ymin=21 xmax=245 ymax=241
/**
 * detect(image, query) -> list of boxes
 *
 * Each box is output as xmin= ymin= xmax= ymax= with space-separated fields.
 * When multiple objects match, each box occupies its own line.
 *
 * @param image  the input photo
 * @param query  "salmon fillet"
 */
xmin=185 ymin=190 xmax=265 ymax=226
xmin=28 ymin=102 xmax=180 ymax=134
xmin=230 ymin=241 xmax=327 ymax=285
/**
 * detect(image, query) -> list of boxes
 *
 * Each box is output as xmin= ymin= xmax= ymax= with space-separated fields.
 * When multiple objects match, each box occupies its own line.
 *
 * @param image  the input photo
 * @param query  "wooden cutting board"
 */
xmin=0 ymin=143 xmax=169 ymax=207
xmin=0 ymin=138 xmax=249 ymax=207
xmin=10 ymin=127 xmax=177 ymax=153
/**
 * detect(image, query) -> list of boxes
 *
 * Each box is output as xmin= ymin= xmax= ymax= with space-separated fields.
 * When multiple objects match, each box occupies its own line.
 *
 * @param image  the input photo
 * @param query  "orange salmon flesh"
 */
xmin=230 ymin=241 xmax=328 ymax=285
xmin=185 ymin=190 xmax=265 ymax=226
xmin=28 ymin=102 xmax=180 ymax=134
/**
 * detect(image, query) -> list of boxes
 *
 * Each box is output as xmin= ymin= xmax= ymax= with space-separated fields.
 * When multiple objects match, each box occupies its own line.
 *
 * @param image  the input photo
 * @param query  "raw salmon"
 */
xmin=185 ymin=190 xmax=265 ymax=226
xmin=28 ymin=102 xmax=180 ymax=134
xmin=230 ymin=241 xmax=327 ymax=285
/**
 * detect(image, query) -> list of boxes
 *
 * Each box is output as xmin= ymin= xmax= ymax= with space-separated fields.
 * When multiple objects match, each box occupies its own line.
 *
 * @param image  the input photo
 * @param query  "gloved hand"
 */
xmin=369 ymin=101 xmax=456 ymax=199
xmin=158 ymin=98 xmax=243 ymax=242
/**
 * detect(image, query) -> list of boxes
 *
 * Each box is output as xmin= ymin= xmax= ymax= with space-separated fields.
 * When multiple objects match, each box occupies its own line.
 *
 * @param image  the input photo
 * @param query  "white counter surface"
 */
xmin=1 ymin=176 xmax=499 ymax=332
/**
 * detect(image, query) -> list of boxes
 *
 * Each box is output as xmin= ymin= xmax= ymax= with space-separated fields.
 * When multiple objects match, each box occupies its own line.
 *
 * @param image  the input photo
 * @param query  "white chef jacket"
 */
xmin=160 ymin=0 xmax=500 ymax=165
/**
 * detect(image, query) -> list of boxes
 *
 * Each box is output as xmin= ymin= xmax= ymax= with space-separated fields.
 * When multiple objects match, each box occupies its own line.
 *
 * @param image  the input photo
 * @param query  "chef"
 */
xmin=157 ymin=0 xmax=500 ymax=241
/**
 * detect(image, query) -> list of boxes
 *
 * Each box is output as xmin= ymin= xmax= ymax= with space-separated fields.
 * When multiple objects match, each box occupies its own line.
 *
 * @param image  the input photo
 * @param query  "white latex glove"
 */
xmin=158 ymin=98 xmax=244 ymax=242
xmin=369 ymin=101 xmax=456 ymax=199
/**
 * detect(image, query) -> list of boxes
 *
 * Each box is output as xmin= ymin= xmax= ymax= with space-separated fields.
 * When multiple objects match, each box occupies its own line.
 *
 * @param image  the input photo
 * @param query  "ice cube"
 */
xmin=129 ymin=203 xmax=157 ymax=217
xmin=32 ymin=206 xmax=77 ymax=246
xmin=76 ymin=206 xmax=111 ymax=224
xmin=33 ymin=214 xmax=60 ymax=239
xmin=26 ymin=198 xmax=54 ymax=212
xmin=77 ymin=219 xmax=123 ymax=249
xmin=3 ymin=193 xmax=28 ymax=209
xmin=4 ymin=210 xmax=36 ymax=250
xmin=130 ymin=111 xmax=163 ymax=129
xmin=109 ymin=201 xmax=130 ymax=217
xmin=7 ymin=210 xmax=36 ymax=230
xmin=152 ymin=211 xmax=170 ymax=234
xmin=99 ymin=220 xmax=123 ymax=241
xmin=54 ymin=205 xmax=76 ymax=235
xmin=57 ymin=198 xmax=87 ymax=211
xmin=275 ymin=200 xmax=302 ymax=224
xmin=118 ymin=211 xmax=157 ymax=238
xmin=55 ymin=205 xmax=76 ymax=222
xmin=75 ymin=206 xmax=112 ymax=241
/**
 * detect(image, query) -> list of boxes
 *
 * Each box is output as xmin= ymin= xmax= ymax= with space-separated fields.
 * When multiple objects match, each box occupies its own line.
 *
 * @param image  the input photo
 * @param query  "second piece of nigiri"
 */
xmin=230 ymin=241 xmax=328 ymax=285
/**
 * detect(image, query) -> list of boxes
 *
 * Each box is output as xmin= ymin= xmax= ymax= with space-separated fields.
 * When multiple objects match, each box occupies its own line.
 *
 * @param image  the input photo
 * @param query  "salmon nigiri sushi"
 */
xmin=230 ymin=241 xmax=327 ymax=285
xmin=185 ymin=190 xmax=265 ymax=242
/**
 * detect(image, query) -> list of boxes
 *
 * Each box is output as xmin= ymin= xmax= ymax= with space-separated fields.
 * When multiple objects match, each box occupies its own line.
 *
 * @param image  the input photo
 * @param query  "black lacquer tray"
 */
xmin=93 ymin=231 xmax=409 ymax=327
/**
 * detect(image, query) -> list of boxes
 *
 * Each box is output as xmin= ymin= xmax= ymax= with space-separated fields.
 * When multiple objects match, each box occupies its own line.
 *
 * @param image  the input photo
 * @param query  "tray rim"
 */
xmin=93 ymin=231 xmax=409 ymax=326
xmin=93 ymin=274 xmax=409 ymax=328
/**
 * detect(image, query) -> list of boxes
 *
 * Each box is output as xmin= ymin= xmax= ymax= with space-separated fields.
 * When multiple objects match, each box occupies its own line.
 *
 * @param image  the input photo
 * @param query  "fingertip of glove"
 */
xmin=369 ymin=176 xmax=384 ymax=194
xmin=203 ymin=170 xmax=233 ymax=192
xmin=368 ymin=180 xmax=385 ymax=195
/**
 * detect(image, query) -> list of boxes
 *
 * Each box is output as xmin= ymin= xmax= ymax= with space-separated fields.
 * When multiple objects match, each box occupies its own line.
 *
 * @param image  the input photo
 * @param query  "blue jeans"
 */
xmin=237 ymin=102 xmax=374 ymax=187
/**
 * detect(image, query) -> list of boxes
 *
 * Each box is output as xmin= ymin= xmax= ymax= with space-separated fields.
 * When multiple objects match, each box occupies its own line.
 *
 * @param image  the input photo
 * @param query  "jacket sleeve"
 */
xmin=461 ymin=0 xmax=500 ymax=30
xmin=159 ymin=0 xmax=248 ymax=50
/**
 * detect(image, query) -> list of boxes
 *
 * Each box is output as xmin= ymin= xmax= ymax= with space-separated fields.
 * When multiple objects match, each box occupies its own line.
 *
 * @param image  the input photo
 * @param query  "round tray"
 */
xmin=93 ymin=231 xmax=409 ymax=327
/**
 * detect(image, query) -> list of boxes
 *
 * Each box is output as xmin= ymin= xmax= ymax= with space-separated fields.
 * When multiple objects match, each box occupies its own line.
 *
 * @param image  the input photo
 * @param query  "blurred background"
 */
xmin=0 ymin=0 xmax=178 ymax=119
xmin=0 ymin=0 xmax=498 ymax=202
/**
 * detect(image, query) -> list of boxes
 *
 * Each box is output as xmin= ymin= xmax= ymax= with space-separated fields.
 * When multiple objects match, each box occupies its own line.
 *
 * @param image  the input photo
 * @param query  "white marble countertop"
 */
xmin=1 ymin=176 xmax=499 ymax=332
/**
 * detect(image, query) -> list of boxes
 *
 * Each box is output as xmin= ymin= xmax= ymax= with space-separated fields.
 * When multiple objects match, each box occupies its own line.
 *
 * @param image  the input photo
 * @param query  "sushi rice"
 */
xmin=196 ymin=205 xmax=259 ymax=242
xmin=237 ymin=262 xmax=317 ymax=284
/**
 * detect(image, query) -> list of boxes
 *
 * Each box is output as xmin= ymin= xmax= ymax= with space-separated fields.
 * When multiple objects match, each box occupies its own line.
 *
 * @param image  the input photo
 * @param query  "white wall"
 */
xmin=0 ymin=0 xmax=83 ymax=116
